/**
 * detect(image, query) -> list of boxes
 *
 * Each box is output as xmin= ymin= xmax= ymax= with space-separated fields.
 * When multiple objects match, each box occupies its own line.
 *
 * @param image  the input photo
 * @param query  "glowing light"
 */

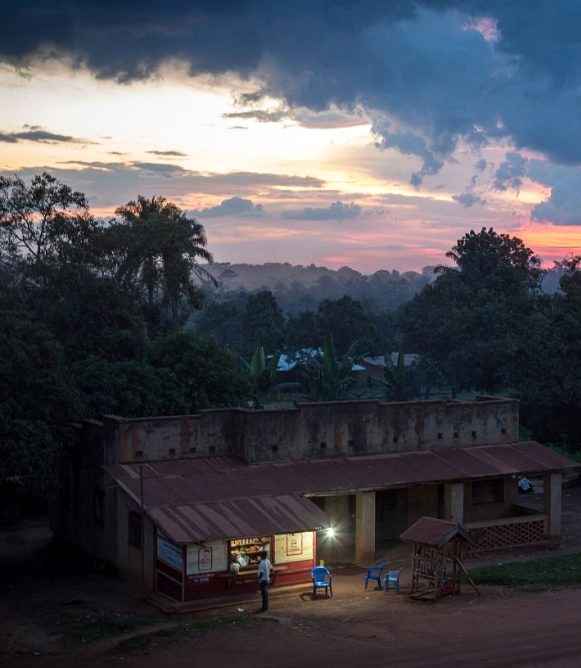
xmin=326 ymin=527 xmax=336 ymax=539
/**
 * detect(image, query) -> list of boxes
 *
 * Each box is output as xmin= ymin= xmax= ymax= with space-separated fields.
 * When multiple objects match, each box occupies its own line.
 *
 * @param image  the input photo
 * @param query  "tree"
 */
xmin=0 ymin=172 xmax=97 ymax=271
xmin=0 ymin=280 xmax=81 ymax=494
xmin=318 ymin=296 xmax=378 ymax=355
xmin=147 ymin=331 xmax=249 ymax=413
xmin=285 ymin=310 xmax=320 ymax=351
xmin=443 ymin=227 xmax=543 ymax=290
xmin=518 ymin=256 xmax=581 ymax=451
xmin=193 ymin=294 xmax=246 ymax=350
xmin=400 ymin=228 xmax=542 ymax=393
xmin=241 ymin=290 xmax=285 ymax=357
xmin=106 ymin=196 xmax=216 ymax=329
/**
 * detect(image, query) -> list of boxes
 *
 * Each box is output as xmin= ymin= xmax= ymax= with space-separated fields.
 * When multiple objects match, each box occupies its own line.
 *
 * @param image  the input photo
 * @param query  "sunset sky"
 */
xmin=2 ymin=1 xmax=581 ymax=272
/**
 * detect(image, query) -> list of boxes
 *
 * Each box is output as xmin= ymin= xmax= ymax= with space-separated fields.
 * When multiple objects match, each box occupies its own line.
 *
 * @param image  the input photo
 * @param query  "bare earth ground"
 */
xmin=2 ymin=483 xmax=581 ymax=668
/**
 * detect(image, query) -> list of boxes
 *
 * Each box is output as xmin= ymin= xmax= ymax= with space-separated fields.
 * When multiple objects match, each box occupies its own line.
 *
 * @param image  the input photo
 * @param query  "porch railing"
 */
xmin=464 ymin=512 xmax=549 ymax=552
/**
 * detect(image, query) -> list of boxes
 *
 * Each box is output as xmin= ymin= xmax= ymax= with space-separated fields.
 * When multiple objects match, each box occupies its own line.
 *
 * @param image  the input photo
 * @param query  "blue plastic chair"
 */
xmin=364 ymin=560 xmax=387 ymax=590
xmin=311 ymin=566 xmax=333 ymax=599
xmin=385 ymin=567 xmax=403 ymax=593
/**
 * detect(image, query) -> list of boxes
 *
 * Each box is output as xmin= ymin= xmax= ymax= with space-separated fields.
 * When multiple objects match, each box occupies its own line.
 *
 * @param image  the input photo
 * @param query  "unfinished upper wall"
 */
xmin=97 ymin=397 xmax=519 ymax=464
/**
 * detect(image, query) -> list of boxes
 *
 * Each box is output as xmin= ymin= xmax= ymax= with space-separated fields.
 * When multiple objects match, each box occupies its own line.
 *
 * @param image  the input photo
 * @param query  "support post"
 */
xmin=444 ymin=483 xmax=464 ymax=524
xmin=355 ymin=491 xmax=376 ymax=565
xmin=546 ymin=473 xmax=562 ymax=545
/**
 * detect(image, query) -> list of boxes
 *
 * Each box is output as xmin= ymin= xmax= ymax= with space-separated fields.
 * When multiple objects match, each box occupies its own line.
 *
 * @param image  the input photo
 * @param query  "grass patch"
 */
xmin=60 ymin=612 xmax=157 ymax=646
xmin=469 ymin=552 xmax=581 ymax=589
xmin=114 ymin=615 xmax=254 ymax=654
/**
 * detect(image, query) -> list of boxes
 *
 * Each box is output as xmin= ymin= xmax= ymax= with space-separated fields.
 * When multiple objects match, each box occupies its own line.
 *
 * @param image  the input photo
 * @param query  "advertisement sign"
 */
xmin=156 ymin=535 xmax=183 ymax=572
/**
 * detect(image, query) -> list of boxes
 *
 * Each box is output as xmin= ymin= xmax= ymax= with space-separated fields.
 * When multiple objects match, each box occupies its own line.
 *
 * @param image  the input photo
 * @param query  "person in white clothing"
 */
xmin=257 ymin=551 xmax=272 ymax=612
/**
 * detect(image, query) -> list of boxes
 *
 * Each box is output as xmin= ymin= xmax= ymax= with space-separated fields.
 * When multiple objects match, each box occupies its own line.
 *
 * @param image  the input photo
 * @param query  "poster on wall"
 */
xmin=286 ymin=533 xmax=303 ymax=555
xmin=275 ymin=532 xmax=314 ymax=564
xmin=156 ymin=535 xmax=183 ymax=572
xmin=198 ymin=546 xmax=213 ymax=572
xmin=187 ymin=540 xmax=227 ymax=575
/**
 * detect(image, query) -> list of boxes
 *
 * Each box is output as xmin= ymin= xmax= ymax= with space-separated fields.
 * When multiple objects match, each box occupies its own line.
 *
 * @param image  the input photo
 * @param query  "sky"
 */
xmin=2 ymin=1 xmax=581 ymax=273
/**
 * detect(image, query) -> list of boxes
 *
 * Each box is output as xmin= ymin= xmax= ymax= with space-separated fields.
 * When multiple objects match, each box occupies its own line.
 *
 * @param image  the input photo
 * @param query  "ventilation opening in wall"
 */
xmin=319 ymin=441 xmax=327 ymax=452
xmin=136 ymin=450 xmax=143 ymax=459
xmin=348 ymin=439 xmax=354 ymax=448
xmin=272 ymin=445 xmax=278 ymax=455
xmin=471 ymin=431 xmax=477 ymax=439
xmin=393 ymin=436 xmax=398 ymax=444
xmin=437 ymin=433 xmax=443 ymax=440
xmin=453 ymin=432 xmax=459 ymax=439
xmin=189 ymin=446 xmax=196 ymax=454
xmin=209 ymin=445 xmax=216 ymax=454
xmin=168 ymin=448 xmax=175 ymax=456
xmin=501 ymin=428 xmax=507 ymax=435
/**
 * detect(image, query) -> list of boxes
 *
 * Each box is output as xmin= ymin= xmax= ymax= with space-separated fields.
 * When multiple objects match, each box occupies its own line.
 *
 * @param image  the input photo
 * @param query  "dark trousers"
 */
xmin=260 ymin=580 xmax=269 ymax=610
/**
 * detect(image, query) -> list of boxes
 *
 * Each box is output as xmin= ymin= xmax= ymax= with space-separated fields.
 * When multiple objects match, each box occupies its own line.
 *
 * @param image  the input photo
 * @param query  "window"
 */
xmin=472 ymin=479 xmax=504 ymax=505
xmin=229 ymin=536 xmax=271 ymax=570
xmin=128 ymin=510 xmax=142 ymax=548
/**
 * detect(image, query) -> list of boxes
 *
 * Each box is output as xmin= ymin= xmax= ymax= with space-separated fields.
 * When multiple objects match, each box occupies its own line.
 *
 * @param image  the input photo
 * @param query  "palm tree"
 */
xmin=108 ymin=196 xmax=217 ymax=327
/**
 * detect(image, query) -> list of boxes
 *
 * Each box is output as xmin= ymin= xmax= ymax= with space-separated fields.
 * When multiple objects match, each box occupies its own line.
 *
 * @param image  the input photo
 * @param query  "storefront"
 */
xmin=155 ymin=529 xmax=318 ymax=601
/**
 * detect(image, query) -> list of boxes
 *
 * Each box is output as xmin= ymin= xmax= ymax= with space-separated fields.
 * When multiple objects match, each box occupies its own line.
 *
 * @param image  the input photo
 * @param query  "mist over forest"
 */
xmin=2 ymin=174 xmax=581 ymax=497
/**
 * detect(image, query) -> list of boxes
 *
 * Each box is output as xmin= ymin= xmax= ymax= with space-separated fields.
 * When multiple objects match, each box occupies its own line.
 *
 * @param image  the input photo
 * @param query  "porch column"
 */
xmin=355 ymin=491 xmax=376 ymax=565
xmin=545 ymin=473 xmax=562 ymax=545
xmin=444 ymin=483 xmax=464 ymax=524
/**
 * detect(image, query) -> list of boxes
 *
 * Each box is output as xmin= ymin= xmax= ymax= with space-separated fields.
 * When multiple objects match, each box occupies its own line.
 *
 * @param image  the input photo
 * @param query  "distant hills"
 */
xmin=205 ymin=262 xmax=438 ymax=313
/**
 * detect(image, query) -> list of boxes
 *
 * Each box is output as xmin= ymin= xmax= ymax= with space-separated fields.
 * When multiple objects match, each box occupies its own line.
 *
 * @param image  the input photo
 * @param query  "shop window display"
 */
xmin=229 ymin=536 xmax=271 ymax=569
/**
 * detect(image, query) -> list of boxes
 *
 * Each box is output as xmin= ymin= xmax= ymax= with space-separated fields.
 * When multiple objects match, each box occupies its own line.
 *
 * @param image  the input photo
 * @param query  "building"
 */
xmin=51 ymin=397 xmax=578 ymax=604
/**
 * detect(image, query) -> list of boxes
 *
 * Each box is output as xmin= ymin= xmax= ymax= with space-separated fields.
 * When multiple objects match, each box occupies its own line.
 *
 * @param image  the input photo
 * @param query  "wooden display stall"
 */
xmin=400 ymin=517 xmax=478 ymax=601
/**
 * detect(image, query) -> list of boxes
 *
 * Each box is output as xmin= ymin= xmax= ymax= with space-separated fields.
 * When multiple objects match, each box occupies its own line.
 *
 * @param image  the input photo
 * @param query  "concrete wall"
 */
xmin=97 ymin=397 xmax=519 ymax=465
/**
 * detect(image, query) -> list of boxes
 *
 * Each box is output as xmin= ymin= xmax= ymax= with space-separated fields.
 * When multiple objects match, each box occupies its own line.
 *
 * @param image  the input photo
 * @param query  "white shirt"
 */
xmin=258 ymin=557 xmax=272 ymax=583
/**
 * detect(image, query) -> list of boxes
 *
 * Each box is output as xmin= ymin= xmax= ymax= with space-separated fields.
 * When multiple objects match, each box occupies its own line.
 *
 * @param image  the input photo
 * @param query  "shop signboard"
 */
xmin=157 ymin=535 xmax=183 ymax=572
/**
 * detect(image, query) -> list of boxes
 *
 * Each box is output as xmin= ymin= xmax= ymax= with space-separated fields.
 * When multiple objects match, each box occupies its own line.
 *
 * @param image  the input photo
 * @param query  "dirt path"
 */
xmin=2 ymin=482 xmax=581 ymax=667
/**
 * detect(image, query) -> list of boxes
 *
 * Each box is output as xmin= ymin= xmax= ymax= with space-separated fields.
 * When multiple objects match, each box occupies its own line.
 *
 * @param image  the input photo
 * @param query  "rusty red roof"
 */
xmin=400 ymin=516 xmax=474 ymax=548
xmin=105 ymin=441 xmax=577 ymax=543
xmin=148 ymin=495 xmax=328 ymax=544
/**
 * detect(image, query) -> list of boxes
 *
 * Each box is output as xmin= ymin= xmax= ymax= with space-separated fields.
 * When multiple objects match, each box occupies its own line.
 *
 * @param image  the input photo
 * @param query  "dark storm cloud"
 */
xmin=0 ymin=125 xmax=93 ymax=144
xmin=282 ymin=202 xmax=361 ymax=221
xmin=493 ymin=153 xmax=528 ymax=192
xmin=4 ymin=1 xmax=581 ymax=170
xmin=193 ymin=196 xmax=264 ymax=218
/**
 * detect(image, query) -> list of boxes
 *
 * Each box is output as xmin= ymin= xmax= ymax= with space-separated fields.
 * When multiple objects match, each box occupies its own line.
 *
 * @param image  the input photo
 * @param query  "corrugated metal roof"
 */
xmin=148 ymin=495 xmax=329 ymax=544
xmin=105 ymin=441 xmax=577 ymax=543
xmin=400 ymin=516 xmax=474 ymax=548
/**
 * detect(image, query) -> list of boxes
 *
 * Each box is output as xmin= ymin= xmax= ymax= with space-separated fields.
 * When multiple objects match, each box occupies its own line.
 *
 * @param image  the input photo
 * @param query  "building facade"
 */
xmin=51 ymin=397 xmax=578 ymax=604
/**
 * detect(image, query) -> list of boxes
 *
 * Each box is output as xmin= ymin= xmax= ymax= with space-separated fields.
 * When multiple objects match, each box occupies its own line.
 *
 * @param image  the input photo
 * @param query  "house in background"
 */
xmin=51 ymin=397 xmax=578 ymax=606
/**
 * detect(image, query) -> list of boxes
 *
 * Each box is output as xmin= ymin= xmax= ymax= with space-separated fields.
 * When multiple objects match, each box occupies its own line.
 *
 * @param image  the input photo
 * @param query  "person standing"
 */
xmin=257 ymin=550 xmax=272 ymax=612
